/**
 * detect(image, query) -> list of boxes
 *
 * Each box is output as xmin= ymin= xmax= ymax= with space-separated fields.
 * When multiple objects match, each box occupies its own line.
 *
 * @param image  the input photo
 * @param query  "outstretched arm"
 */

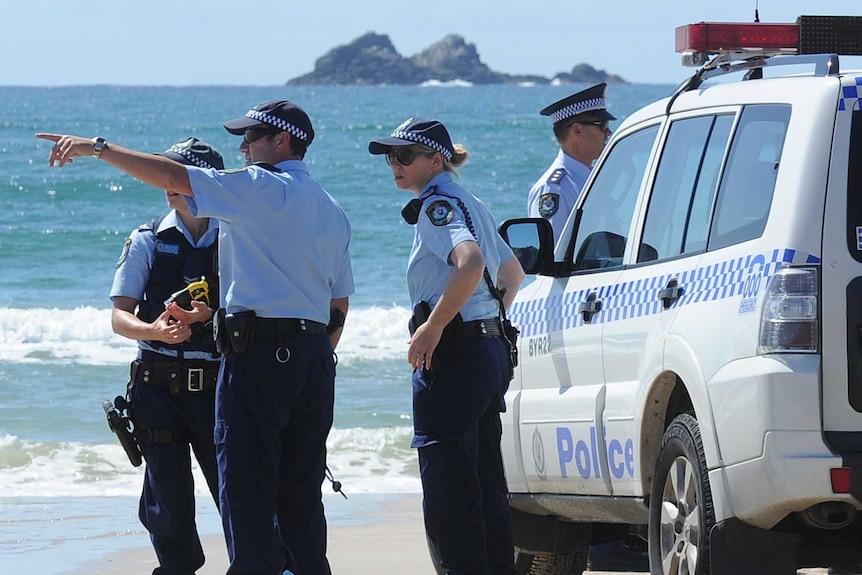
xmin=36 ymin=133 xmax=193 ymax=196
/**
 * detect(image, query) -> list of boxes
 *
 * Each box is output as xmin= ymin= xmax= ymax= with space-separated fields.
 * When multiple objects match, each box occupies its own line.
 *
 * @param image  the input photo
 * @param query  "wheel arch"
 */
xmin=637 ymin=365 xmax=719 ymax=502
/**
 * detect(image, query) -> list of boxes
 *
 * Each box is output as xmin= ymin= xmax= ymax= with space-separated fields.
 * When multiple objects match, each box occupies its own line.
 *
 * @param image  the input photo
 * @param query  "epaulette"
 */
xmin=137 ymin=216 xmax=162 ymax=233
xmin=547 ymin=168 xmax=566 ymax=185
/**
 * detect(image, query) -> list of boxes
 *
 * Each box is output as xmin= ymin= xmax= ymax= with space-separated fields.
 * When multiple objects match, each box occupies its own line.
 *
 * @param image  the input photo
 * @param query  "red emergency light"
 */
xmin=676 ymin=16 xmax=862 ymax=58
xmin=676 ymin=22 xmax=799 ymax=54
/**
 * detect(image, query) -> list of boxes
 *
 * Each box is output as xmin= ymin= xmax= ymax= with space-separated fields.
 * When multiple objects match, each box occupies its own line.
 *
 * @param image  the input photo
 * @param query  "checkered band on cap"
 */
xmin=550 ymin=96 xmax=606 ymax=124
xmin=166 ymin=144 xmax=217 ymax=169
xmin=246 ymin=110 xmax=310 ymax=142
xmin=390 ymin=129 xmax=453 ymax=160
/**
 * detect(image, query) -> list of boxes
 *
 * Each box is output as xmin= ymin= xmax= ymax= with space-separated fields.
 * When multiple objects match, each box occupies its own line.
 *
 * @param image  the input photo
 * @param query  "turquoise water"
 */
xmin=0 ymin=83 xmax=672 ymax=571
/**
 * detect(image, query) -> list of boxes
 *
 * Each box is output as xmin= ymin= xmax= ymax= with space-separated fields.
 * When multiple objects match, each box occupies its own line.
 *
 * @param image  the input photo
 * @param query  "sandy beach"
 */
xmin=62 ymin=491 xmax=839 ymax=575
xmin=69 ymin=493 xmax=437 ymax=575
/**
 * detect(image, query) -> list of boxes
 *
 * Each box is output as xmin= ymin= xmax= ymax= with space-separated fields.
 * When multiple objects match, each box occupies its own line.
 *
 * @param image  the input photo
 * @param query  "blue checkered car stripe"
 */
xmin=839 ymin=76 xmax=862 ymax=112
xmin=510 ymin=248 xmax=819 ymax=337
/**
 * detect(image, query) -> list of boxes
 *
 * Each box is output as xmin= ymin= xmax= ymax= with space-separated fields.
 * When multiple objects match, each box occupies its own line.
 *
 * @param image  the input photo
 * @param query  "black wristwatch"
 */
xmin=92 ymin=137 xmax=108 ymax=159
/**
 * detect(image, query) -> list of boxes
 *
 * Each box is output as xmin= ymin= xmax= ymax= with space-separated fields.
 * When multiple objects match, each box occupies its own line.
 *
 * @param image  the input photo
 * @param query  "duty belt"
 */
xmin=463 ymin=318 xmax=504 ymax=338
xmin=131 ymin=359 xmax=219 ymax=394
xmin=255 ymin=317 xmax=328 ymax=337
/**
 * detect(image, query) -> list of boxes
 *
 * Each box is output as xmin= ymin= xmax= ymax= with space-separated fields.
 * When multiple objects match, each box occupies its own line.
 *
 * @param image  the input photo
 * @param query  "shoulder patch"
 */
xmin=116 ymin=237 xmax=132 ymax=268
xmin=547 ymin=168 xmax=566 ymax=185
xmin=538 ymin=193 xmax=560 ymax=218
xmin=425 ymin=200 xmax=455 ymax=226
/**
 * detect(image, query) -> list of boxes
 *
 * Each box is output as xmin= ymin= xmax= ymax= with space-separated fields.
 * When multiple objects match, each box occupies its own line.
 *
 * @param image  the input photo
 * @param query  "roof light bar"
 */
xmin=675 ymin=22 xmax=799 ymax=54
xmin=676 ymin=15 xmax=862 ymax=63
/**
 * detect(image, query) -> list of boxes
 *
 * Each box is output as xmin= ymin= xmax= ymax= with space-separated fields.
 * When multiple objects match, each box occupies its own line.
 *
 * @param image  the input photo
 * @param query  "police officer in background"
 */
xmin=369 ymin=118 xmax=525 ymax=575
xmin=109 ymin=137 xmax=224 ymax=575
xmin=38 ymin=98 xmax=354 ymax=575
xmin=527 ymin=86 xmax=647 ymax=572
xmin=527 ymin=83 xmax=615 ymax=242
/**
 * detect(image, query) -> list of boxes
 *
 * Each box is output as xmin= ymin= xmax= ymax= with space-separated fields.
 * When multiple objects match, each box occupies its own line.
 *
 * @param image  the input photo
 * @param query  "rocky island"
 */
xmin=287 ymin=33 xmax=626 ymax=86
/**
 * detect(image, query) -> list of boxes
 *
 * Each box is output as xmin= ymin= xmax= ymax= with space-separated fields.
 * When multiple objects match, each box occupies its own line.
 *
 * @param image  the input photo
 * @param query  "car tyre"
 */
xmin=427 ymin=525 xmax=589 ymax=575
xmin=648 ymin=413 xmax=714 ymax=575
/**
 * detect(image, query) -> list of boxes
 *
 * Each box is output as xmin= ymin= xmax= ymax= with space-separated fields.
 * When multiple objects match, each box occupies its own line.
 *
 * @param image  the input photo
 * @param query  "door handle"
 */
xmin=658 ymin=278 xmax=684 ymax=309
xmin=577 ymin=292 xmax=602 ymax=323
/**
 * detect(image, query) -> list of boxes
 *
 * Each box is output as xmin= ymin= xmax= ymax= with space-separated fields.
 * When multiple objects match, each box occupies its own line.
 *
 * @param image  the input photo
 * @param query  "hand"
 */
xmin=152 ymin=309 xmax=192 ymax=344
xmin=407 ymin=322 xmax=443 ymax=371
xmin=35 ymin=133 xmax=94 ymax=167
xmin=166 ymin=300 xmax=213 ymax=325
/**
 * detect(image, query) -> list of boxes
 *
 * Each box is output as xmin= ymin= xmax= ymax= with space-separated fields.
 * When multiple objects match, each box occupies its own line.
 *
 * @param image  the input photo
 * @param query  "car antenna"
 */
xmin=754 ymin=0 xmax=760 ymax=22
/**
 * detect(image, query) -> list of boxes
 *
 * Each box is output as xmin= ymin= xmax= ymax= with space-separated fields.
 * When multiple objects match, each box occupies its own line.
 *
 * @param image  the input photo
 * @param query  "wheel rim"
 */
xmin=658 ymin=455 xmax=701 ymax=575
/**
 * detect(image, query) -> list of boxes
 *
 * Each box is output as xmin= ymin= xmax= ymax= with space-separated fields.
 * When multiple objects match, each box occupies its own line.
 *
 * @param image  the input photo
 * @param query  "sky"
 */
xmin=1 ymin=0 xmax=859 ymax=86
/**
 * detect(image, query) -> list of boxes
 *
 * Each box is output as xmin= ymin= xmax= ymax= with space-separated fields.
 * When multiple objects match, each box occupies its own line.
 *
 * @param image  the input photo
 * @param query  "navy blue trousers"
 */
xmin=131 ymin=368 xmax=220 ymax=575
xmin=413 ymin=336 xmax=515 ymax=575
xmin=216 ymin=332 xmax=334 ymax=575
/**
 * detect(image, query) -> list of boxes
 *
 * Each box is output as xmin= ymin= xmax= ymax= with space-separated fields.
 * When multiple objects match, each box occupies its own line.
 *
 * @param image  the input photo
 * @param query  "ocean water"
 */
xmin=0 ymin=83 xmax=672 ymax=571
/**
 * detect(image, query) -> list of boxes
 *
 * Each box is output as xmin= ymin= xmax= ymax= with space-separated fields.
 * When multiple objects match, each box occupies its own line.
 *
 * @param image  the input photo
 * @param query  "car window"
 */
xmin=571 ymin=125 xmax=660 ymax=271
xmin=638 ymin=114 xmax=733 ymax=262
xmin=708 ymin=105 xmax=791 ymax=251
xmin=847 ymin=107 xmax=862 ymax=262
xmin=684 ymin=115 xmax=734 ymax=253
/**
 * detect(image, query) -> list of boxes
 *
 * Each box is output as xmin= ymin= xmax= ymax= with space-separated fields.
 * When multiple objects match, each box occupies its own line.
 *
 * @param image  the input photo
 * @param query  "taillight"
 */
xmin=758 ymin=266 xmax=819 ymax=354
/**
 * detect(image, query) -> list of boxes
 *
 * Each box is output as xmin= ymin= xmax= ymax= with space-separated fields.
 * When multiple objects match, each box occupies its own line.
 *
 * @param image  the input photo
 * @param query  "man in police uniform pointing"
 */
xmin=38 ymin=98 xmax=354 ymax=575
xmin=527 ymin=83 xmax=616 ymax=243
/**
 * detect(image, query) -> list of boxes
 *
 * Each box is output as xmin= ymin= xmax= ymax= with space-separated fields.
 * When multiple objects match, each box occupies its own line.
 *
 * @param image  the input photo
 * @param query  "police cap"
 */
xmin=157 ymin=137 xmax=225 ymax=170
xmin=368 ymin=117 xmax=454 ymax=160
xmin=541 ymin=83 xmax=617 ymax=125
xmin=223 ymin=99 xmax=315 ymax=146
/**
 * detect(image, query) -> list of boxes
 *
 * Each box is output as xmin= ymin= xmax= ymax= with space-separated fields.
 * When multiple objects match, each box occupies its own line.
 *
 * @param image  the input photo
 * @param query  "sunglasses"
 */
xmin=578 ymin=119 xmax=610 ymax=131
xmin=385 ymin=148 xmax=436 ymax=166
xmin=243 ymin=127 xmax=281 ymax=144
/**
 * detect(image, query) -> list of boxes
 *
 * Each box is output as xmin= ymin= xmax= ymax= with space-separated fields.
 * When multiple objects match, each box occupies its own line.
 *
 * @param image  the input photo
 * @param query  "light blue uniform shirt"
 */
xmin=185 ymin=160 xmax=354 ymax=322
xmin=526 ymin=149 xmax=591 ymax=242
xmin=110 ymin=209 xmax=220 ymax=360
xmin=408 ymin=171 xmax=513 ymax=322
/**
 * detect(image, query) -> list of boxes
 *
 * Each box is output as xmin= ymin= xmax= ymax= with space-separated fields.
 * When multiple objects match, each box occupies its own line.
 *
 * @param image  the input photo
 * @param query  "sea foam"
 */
xmin=0 ymin=305 xmax=412 ymax=365
xmin=0 ymin=427 xmax=420 ymax=497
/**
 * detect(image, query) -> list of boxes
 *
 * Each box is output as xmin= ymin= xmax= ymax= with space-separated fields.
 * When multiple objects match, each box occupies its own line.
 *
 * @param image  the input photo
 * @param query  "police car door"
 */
xmin=601 ymin=111 xmax=734 ymax=496
xmin=822 ymin=76 xmax=862 ymax=437
xmin=519 ymin=124 xmax=660 ymax=495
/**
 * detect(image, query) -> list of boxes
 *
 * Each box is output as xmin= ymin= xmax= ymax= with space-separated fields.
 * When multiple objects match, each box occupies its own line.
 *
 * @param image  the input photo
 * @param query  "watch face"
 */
xmin=93 ymin=138 xmax=106 ymax=158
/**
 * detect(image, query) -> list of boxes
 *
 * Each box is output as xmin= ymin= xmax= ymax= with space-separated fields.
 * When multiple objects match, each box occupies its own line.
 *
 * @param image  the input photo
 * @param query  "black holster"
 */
xmin=214 ymin=308 xmax=257 ymax=355
xmin=502 ymin=318 xmax=520 ymax=368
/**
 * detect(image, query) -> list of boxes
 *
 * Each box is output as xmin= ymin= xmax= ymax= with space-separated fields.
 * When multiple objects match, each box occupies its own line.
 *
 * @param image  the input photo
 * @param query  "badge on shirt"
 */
xmin=155 ymin=241 xmax=180 ymax=255
xmin=116 ymin=237 xmax=131 ymax=269
xmin=426 ymin=200 xmax=455 ymax=226
xmin=538 ymin=193 xmax=560 ymax=218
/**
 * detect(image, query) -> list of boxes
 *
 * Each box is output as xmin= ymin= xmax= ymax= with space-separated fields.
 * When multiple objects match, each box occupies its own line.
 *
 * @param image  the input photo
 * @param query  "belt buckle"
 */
xmin=187 ymin=368 xmax=204 ymax=392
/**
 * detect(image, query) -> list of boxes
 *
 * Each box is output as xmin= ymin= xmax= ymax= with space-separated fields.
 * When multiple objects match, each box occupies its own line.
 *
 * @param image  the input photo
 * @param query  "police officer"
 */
xmin=38 ymin=98 xmax=354 ymax=575
xmin=369 ymin=118 xmax=525 ymax=575
xmin=109 ymin=137 xmax=224 ymax=575
xmin=525 ymin=86 xmax=648 ymax=572
xmin=527 ymin=83 xmax=616 ymax=242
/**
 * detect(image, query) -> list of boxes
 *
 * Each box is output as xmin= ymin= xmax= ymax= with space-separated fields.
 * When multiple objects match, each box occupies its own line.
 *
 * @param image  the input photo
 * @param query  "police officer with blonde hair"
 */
xmin=38 ymin=98 xmax=354 ymax=575
xmin=527 ymin=83 xmax=615 ymax=242
xmin=370 ymin=117 xmax=525 ymax=575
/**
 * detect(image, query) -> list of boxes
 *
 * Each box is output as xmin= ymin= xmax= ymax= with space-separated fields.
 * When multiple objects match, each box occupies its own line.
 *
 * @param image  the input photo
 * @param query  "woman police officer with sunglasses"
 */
xmin=369 ymin=118 xmax=525 ymax=575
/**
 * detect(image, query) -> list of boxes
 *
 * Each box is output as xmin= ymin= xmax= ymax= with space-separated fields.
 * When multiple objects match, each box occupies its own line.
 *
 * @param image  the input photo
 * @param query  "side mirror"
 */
xmin=499 ymin=218 xmax=555 ymax=275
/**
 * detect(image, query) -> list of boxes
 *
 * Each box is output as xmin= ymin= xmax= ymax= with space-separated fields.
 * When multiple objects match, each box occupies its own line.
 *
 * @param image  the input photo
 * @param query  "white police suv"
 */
xmin=498 ymin=15 xmax=862 ymax=575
